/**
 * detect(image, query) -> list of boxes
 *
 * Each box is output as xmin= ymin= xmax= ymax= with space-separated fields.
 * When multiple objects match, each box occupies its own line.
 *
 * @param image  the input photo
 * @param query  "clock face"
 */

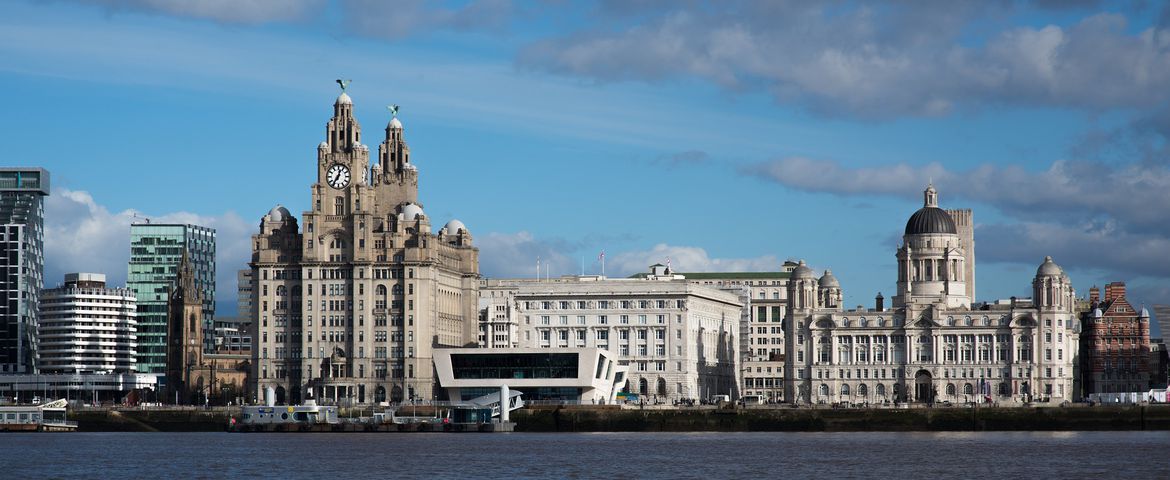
xmin=327 ymin=164 xmax=350 ymax=189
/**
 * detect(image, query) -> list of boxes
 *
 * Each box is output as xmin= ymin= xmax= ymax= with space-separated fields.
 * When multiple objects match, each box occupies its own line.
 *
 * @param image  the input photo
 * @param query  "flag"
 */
xmin=598 ymin=251 xmax=605 ymax=262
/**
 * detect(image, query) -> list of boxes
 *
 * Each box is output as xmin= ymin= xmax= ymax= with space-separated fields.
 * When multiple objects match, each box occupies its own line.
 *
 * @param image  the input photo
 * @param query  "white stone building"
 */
xmin=480 ymin=266 xmax=743 ymax=402
xmin=631 ymin=269 xmax=794 ymax=403
xmin=785 ymin=185 xmax=1081 ymax=406
xmin=38 ymin=273 xmax=138 ymax=374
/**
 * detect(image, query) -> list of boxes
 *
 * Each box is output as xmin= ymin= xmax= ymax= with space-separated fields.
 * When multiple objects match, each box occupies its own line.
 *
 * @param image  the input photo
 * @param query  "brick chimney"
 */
xmin=1089 ymin=285 xmax=1100 ymax=308
xmin=875 ymin=292 xmax=884 ymax=312
xmin=1105 ymin=281 xmax=1126 ymax=304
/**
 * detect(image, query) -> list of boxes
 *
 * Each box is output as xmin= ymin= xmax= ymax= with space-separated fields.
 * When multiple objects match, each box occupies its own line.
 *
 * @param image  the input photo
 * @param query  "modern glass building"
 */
xmin=0 ymin=168 xmax=48 ymax=374
xmin=127 ymin=223 xmax=215 ymax=374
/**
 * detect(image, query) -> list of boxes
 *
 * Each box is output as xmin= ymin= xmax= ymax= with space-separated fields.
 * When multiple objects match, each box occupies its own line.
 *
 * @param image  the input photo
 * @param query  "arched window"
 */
xmin=840 ymin=384 xmax=851 ymax=396
xmin=876 ymin=384 xmax=886 ymax=397
xmin=638 ymin=378 xmax=648 ymax=395
xmin=819 ymin=384 xmax=829 ymax=397
xmin=963 ymin=383 xmax=974 ymax=395
xmin=189 ymin=314 xmax=197 ymax=333
xmin=946 ymin=383 xmax=956 ymax=396
xmin=657 ymin=378 xmax=667 ymax=396
xmin=375 ymin=285 xmax=387 ymax=310
xmin=858 ymin=384 xmax=868 ymax=396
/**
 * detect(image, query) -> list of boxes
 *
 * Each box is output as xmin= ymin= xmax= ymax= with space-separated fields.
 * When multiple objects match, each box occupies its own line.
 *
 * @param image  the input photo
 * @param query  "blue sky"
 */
xmin=5 ymin=0 xmax=1170 ymax=319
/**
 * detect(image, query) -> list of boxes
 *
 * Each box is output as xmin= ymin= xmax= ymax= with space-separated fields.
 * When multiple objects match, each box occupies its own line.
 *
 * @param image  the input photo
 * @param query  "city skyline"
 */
xmin=5 ymin=1 xmax=1170 ymax=317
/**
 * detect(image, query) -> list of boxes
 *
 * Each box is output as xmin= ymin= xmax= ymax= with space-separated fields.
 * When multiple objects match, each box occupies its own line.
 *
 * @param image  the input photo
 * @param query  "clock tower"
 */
xmin=252 ymin=85 xmax=480 ymax=406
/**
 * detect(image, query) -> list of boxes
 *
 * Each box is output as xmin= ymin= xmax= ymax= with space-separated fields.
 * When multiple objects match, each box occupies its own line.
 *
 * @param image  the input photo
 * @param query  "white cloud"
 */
xmin=745 ymin=157 xmax=1170 ymax=233
xmin=520 ymin=4 xmax=1170 ymax=118
xmin=608 ymin=243 xmax=779 ymax=277
xmin=477 ymin=231 xmax=574 ymax=278
xmin=43 ymin=188 xmax=253 ymax=314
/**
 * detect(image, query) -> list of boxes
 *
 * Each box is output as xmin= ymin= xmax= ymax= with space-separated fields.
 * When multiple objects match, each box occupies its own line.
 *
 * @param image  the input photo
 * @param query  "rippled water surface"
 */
xmin=6 ymin=431 xmax=1168 ymax=478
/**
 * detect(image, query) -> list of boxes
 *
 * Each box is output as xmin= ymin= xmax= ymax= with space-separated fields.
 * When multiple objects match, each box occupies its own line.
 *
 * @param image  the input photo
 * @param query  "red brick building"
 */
xmin=1080 ymin=282 xmax=1151 ymax=396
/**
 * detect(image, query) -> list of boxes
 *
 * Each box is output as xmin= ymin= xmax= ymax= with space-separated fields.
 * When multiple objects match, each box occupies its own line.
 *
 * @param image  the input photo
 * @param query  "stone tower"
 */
xmin=167 ymin=249 xmax=205 ymax=404
xmin=252 ymin=86 xmax=480 ymax=406
xmin=946 ymin=208 xmax=975 ymax=302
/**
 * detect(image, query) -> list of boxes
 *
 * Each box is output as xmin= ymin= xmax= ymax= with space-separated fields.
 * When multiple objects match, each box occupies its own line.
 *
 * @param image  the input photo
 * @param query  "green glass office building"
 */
xmin=127 ymin=223 xmax=215 ymax=374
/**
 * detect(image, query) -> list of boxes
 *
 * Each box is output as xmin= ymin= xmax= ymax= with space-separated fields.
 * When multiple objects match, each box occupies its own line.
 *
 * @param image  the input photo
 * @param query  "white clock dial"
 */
xmin=327 ymin=164 xmax=350 ymax=189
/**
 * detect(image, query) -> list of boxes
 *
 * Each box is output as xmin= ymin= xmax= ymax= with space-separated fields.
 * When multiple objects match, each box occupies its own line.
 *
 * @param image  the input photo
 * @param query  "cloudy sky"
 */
xmin=5 ymin=0 xmax=1170 ymax=317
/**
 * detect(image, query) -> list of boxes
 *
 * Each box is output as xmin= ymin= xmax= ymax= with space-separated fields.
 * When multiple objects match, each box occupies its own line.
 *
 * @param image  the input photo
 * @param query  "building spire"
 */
xmin=326 ymin=80 xmax=361 ymax=151
xmin=924 ymin=183 xmax=939 ymax=208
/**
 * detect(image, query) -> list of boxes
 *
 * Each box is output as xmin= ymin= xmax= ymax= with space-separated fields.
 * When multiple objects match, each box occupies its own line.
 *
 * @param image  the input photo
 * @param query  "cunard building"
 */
xmin=251 ymin=86 xmax=479 ymax=405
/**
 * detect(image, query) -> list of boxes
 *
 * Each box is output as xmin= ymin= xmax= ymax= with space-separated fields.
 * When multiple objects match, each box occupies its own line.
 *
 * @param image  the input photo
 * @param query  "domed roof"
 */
xmin=791 ymin=260 xmax=816 ymax=280
xmin=904 ymin=183 xmax=958 ymax=235
xmin=819 ymin=269 xmax=840 ymax=288
xmin=388 ymin=117 xmax=403 ymax=130
xmin=904 ymin=207 xmax=957 ymax=235
xmin=318 ymin=141 xmax=329 ymax=149
xmin=336 ymin=92 xmax=352 ymax=105
xmin=1036 ymin=256 xmax=1063 ymax=277
xmin=355 ymin=142 xmax=368 ymax=151
xmin=444 ymin=219 xmax=467 ymax=235
xmin=267 ymin=204 xmax=291 ymax=222
xmin=400 ymin=203 xmax=424 ymax=220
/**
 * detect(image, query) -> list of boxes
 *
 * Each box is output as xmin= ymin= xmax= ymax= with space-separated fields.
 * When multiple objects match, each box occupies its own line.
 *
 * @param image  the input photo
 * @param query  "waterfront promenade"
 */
xmin=63 ymin=403 xmax=1170 ymax=432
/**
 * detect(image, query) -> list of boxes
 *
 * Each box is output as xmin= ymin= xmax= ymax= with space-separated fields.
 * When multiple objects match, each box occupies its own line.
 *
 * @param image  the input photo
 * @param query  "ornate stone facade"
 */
xmin=251 ymin=89 xmax=479 ymax=406
xmin=785 ymin=185 xmax=1081 ymax=406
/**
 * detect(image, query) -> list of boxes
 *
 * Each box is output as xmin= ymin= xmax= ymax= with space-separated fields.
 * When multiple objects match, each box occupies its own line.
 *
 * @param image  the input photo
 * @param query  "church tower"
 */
xmin=167 ymin=249 xmax=205 ymax=404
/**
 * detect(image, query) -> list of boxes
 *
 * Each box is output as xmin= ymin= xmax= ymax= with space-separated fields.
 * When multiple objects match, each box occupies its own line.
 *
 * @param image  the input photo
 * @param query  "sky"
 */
xmin=4 ymin=0 xmax=1170 ymax=320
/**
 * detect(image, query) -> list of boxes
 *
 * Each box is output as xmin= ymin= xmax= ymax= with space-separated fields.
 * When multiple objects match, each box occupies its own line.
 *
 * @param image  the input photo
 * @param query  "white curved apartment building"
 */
xmin=39 ymin=273 xmax=137 ymax=374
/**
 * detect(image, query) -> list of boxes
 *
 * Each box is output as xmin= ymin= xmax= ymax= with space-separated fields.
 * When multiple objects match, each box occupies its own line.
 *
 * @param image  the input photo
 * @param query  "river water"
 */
xmin=5 ymin=431 xmax=1168 ymax=478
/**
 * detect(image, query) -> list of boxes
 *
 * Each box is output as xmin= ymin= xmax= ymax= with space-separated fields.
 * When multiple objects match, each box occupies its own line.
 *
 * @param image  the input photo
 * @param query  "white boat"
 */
xmin=239 ymin=399 xmax=339 ymax=426
xmin=0 ymin=399 xmax=77 ymax=431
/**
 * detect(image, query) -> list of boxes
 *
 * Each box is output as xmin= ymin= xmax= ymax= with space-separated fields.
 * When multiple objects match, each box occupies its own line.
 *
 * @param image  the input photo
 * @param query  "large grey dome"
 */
xmin=267 ymin=204 xmax=291 ymax=222
xmin=1036 ymin=256 xmax=1063 ymax=277
xmin=819 ymin=269 xmax=840 ymax=288
xmin=904 ymin=207 xmax=957 ymax=235
xmin=401 ymin=203 xmax=424 ymax=220
xmin=791 ymin=260 xmax=816 ymax=280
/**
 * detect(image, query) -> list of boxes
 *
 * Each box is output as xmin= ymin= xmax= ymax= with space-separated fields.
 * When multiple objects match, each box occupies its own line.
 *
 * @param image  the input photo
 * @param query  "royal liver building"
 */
xmin=252 ymin=87 xmax=479 ymax=405
xmin=784 ymin=185 xmax=1080 ymax=406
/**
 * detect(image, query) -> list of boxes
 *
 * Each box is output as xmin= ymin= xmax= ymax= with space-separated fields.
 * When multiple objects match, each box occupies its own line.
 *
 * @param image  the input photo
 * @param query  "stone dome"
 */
xmin=318 ymin=141 xmax=329 ymax=150
xmin=336 ymin=92 xmax=352 ymax=105
xmin=1036 ymin=256 xmax=1063 ymax=277
xmin=267 ymin=204 xmax=291 ymax=222
xmin=791 ymin=260 xmax=816 ymax=280
xmin=904 ymin=207 xmax=957 ymax=235
xmin=819 ymin=269 xmax=840 ymax=288
xmin=401 ymin=203 xmax=424 ymax=220
xmin=389 ymin=117 xmax=403 ymax=130
xmin=444 ymin=219 xmax=467 ymax=235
